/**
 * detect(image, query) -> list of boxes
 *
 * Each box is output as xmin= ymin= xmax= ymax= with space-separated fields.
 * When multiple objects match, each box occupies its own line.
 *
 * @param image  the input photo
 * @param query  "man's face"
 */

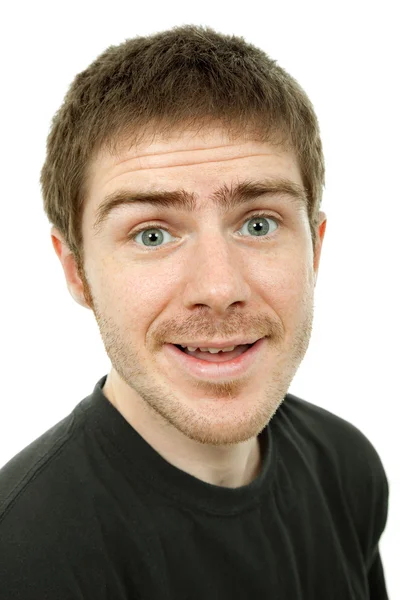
xmin=53 ymin=127 xmax=326 ymax=448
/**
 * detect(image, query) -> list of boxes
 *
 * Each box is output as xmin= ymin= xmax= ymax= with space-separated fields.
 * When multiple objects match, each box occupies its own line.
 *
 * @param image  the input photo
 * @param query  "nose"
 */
xmin=181 ymin=233 xmax=251 ymax=315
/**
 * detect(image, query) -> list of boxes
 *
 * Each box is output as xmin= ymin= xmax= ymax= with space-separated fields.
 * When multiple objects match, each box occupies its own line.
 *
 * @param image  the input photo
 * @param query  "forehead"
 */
xmin=87 ymin=128 xmax=300 ymax=185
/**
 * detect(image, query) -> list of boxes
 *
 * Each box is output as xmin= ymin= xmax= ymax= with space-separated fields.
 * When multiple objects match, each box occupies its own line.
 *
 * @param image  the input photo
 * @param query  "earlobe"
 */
xmin=50 ymin=227 xmax=92 ymax=310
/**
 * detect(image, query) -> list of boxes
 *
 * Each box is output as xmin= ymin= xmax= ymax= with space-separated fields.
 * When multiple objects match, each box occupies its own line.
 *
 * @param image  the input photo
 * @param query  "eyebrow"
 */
xmin=93 ymin=177 xmax=308 ymax=236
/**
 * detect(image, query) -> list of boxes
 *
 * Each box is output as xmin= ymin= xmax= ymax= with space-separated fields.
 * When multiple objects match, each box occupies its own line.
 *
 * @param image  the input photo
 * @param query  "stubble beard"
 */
xmin=80 ymin=267 xmax=314 ymax=446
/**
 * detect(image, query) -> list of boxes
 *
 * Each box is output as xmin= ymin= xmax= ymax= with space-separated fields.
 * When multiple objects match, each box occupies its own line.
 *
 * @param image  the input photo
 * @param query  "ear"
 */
xmin=50 ymin=226 xmax=92 ymax=309
xmin=313 ymin=212 xmax=327 ymax=285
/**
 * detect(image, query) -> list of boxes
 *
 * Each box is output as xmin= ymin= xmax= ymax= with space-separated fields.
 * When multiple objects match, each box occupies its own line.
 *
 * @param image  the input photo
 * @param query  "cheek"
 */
xmin=98 ymin=258 xmax=176 ymax=322
xmin=257 ymin=258 xmax=314 ymax=320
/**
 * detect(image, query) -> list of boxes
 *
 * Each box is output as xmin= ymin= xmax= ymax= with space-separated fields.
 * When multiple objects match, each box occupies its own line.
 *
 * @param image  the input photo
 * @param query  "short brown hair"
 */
xmin=40 ymin=24 xmax=325 ymax=271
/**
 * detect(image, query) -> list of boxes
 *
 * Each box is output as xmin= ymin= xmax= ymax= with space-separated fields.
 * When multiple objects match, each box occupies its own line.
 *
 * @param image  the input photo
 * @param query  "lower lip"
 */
xmin=163 ymin=337 xmax=266 ymax=380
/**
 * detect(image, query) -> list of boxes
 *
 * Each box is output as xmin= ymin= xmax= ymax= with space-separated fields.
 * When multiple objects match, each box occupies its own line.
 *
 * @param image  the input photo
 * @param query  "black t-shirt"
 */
xmin=0 ymin=375 xmax=389 ymax=599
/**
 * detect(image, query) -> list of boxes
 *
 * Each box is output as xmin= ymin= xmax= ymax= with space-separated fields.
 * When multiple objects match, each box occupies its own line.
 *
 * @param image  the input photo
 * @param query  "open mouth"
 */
xmin=163 ymin=337 xmax=266 ymax=380
xmin=173 ymin=342 xmax=255 ymax=363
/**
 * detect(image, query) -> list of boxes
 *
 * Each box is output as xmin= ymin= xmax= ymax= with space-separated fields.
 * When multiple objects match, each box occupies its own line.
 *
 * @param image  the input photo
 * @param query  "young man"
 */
xmin=0 ymin=24 xmax=389 ymax=599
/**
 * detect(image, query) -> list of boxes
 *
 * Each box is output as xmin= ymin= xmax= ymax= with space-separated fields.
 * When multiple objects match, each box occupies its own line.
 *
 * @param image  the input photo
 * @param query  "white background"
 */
xmin=1 ymin=0 xmax=398 ymax=596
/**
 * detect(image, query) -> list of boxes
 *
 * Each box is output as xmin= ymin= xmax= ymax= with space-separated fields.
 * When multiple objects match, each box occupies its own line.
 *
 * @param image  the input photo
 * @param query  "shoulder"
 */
xmin=281 ymin=392 xmax=387 ymax=484
xmin=0 ymin=408 xmax=81 ymax=520
xmin=280 ymin=392 xmax=389 ymax=551
xmin=0 ymin=407 xmax=93 ymax=598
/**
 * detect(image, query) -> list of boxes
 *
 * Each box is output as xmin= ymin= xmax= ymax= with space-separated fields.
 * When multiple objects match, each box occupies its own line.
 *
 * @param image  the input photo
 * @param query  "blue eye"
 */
xmin=131 ymin=213 xmax=279 ymax=249
xmin=133 ymin=227 xmax=174 ymax=248
xmin=238 ymin=214 xmax=278 ymax=238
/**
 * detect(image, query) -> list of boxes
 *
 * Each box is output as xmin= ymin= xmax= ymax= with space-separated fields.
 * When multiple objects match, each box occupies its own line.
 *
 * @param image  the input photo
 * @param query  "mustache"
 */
xmin=154 ymin=313 xmax=284 ymax=346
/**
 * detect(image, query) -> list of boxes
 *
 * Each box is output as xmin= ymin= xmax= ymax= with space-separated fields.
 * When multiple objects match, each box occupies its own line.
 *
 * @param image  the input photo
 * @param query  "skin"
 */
xmin=51 ymin=127 xmax=327 ymax=488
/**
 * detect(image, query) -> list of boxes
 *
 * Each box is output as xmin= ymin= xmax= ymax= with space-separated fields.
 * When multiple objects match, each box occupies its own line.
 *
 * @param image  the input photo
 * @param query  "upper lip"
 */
xmin=170 ymin=336 xmax=264 ymax=348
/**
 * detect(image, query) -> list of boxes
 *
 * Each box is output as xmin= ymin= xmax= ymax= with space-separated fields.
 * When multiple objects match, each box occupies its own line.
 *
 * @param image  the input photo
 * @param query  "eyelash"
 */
xmin=128 ymin=212 xmax=281 ymax=249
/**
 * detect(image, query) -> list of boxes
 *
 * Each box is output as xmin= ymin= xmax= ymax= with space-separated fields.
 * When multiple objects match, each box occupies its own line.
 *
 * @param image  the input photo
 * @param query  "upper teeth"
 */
xmin=180 ymin=345 xmax=236 ymax=353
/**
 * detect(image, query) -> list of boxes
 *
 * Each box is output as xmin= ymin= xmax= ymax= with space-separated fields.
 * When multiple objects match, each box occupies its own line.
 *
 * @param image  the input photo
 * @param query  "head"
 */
xmin=44 ymin=25 xmax=327 ymax=448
